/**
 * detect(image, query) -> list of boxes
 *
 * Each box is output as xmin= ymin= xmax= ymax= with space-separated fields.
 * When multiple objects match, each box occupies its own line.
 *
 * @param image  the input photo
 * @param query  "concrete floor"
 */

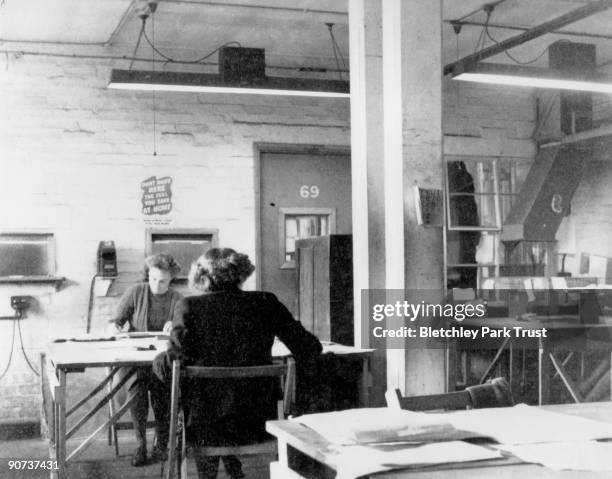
xmin=0 ymin=430 xmax=273 ymax=479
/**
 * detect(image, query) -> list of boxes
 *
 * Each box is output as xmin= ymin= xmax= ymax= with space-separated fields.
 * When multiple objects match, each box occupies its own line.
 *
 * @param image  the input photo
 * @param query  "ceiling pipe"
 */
xmin=444 ymin=0 xmax=612 ymax=76
xmin=445 ymin=20 xmax=612 ymax=42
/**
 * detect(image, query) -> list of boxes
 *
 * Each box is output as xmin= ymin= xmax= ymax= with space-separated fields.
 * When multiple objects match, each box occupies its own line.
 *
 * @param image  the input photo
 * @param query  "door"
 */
xmin=259 ymin=150 xmax=351 ymax=318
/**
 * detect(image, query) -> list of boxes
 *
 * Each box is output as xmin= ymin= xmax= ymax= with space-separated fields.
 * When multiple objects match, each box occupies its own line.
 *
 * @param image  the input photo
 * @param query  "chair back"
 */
xmin=183 ymin=363 xmax=288 ymax=380
xmin=385 ymin=377 xmax=513 ymax=411
xmin=465 ymin=377 xmax=513 ymax=408
xmin=166 ymin=360 xmax=289 ymax=479
xmin=385 ymin=389 xmax=471 ymax=411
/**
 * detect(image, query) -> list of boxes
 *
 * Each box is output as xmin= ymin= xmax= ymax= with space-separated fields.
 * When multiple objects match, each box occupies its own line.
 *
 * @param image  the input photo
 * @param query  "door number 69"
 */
xmin=300 ymin=185 xmax=320 ymax=198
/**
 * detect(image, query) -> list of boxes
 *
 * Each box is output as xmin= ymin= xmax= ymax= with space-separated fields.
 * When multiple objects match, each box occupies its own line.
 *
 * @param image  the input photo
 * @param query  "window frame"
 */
xmin=145 ymin=228 xmax=219 ymax=279
xmin=445 ymin=158 xmax=502 ymax=232
xmin=0 ymin=231 xmax=56 ymax=278
xmin=278 ymin=207 xmax=336 ymax=269
xmin=444 ymin=156 xmax=523 ymax=289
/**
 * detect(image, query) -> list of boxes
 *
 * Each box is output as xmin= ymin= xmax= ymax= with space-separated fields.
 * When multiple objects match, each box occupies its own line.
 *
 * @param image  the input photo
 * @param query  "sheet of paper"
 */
xmin=333 ymin=441 xmax=502 ymax=479
xmin=445 ymin=404 xmax=612 ymax=444
xmin=498 ymin=441 xmax=612 ymax=471
xmin=272 ymin=339 xmax=373 ymax=357
xmin=293 ymin=408 xmax=470 ymax=445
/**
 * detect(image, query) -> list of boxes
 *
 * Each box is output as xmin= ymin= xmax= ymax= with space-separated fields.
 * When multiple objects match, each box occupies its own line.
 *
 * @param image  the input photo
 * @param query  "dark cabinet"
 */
xmin=295 ymin=235 xmax=360 ymax=413
xmin=296 ymin=234 xmax=353 ymax=345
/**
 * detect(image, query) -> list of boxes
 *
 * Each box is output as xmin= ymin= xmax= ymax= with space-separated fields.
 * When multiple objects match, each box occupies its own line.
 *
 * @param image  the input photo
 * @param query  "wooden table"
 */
xmin=42 ymin=335 xmax=373 ymax=479
xmin=266 ymin=401 xmax=612 ymax=479
xmin=456 ymin=316 xmax=612 ymax=404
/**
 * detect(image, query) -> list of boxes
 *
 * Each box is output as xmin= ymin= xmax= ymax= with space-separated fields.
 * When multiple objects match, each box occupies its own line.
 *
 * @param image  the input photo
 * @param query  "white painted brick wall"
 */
xmin=0 ymin=53 xmax=535 ymax=423
xmin=0 ymin=53 xmax=350 ymax=422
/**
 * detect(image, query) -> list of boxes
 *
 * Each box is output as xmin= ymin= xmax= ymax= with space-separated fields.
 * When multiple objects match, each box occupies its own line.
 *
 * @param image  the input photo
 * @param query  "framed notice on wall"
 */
xmin=141 ymin=175 xmax=173 ymax=225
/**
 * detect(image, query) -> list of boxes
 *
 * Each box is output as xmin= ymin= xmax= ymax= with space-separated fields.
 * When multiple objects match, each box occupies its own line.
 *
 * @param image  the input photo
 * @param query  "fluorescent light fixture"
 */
xmin=452 ymin=62 xmax=612 ymax=93
xmin=108 ymin=69 xmax=350 ymax=98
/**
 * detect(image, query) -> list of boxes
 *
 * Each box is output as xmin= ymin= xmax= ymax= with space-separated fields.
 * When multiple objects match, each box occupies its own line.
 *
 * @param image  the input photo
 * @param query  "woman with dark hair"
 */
xmin=153 ymin=247 xmax=321 ymax=479
xmin=108 ymin=253 xmax=182 ymax=466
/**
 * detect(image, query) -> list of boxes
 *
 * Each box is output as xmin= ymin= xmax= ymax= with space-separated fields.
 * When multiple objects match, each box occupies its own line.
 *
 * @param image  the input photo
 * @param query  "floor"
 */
xmin=0 ymin=430 xmax=274 ymax=479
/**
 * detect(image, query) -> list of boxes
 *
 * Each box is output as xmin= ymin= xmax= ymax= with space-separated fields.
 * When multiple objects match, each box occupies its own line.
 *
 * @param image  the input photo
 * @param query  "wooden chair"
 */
xmin=165 ymin=360 xmax=288 ymax=479
xmin=385 ymin=377 xmax=513 ymax=411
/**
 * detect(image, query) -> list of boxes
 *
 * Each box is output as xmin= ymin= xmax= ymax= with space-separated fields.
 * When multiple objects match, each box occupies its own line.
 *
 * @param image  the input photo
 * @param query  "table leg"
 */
xmin=270 ymin=439 xmax=307 ymax=479
xmin=57 ymin=370 xmax=67 ymax=479
xmin=277 ymin=438 xmax=289 ymax=468
xmin=359 ymin=356 xmax=371 ymax=407
xmin=49 ymin=399 xmax=58 ymax=479
xmin=538 ymin=340 xmax=552 ymax=405
xmin=508 ymin=343 xmax=514 ymax=390
xmin=479 ymin=337 xmax=511 ymax=384
xmin=280 ymin=358 xmax=295 ymax=416
xmin=445 ymin=338 xmax=458 ymax=390
xmin=548 ymin=352 xmax=584 ymax=403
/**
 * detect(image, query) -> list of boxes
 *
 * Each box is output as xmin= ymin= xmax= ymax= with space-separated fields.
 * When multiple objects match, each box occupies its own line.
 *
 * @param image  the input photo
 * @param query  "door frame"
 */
xmin=253 ymin=142 xmax=351 ymax=289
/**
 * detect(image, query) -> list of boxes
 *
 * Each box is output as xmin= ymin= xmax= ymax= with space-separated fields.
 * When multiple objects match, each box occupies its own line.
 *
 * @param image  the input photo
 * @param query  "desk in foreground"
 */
xmin=267 ymin=401 xmax=612 ymax=479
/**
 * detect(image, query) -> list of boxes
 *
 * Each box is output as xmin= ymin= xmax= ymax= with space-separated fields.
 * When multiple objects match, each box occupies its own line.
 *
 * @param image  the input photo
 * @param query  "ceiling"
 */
xmin=2 ymin=0 xmax=612 ymax=78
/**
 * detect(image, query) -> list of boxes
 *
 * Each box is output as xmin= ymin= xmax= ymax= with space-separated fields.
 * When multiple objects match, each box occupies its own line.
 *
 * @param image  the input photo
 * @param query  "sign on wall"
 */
xmin=141 ymin=176 xmax=173 ymax=223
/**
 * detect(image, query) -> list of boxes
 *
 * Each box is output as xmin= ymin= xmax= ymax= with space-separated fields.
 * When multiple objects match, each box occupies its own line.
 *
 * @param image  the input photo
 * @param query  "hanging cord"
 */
xmin=481 ymin=4 xmax=569 ymax=65
xmin=152 ymin=10 xmax=157 ymax=156
xmin=85 ymin=275 xmax=97 ymax=333
xmin=0 ymin=320 xmax=16 ymax=381
xmin=126 ymin=7 xmax=242 ymax=68
xmin=129 ymin=18 xmax=147 ymax=71
xmin=473 ymin=22 xmax=487 ymax=54
xmin=455 ymin=30 xmax=461 ymax=108
xmin=326 ymin=23 xmax=347 ymax=81
xmin=143 ymin=22 xmax=242 ymax=64
xmin=17 ymin=318 xmax=39 ymax=376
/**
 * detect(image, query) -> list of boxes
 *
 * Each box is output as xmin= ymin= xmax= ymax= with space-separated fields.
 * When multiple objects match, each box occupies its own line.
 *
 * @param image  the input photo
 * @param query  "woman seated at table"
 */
xmin=108 ymin=253 xmax=182 ymax=466
xmin=153 ymin=247 xmax=322 ymax=479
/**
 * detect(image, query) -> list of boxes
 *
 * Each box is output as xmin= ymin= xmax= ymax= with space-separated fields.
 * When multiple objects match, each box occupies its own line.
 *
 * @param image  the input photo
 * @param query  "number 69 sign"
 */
xmin=300 ymin=185 xmax=319 ymax=198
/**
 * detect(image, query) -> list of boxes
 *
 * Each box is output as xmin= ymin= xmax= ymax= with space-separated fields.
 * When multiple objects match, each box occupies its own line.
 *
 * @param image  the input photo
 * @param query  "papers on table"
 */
xmin=52 ymin=334 xmax=116 ymax=342
xmin=293 ymin=408 xmax=472 ymax=445
xmin=272 ymin=339 xmax=373 ymax=357
xmin=116 ymin=332 xmax=169 ymax=340
xmin=320 ymin=341 xmax=375 ymax=355
xmin=445 ymin=403 xmax=612 ymax=445
xmin=498 ymin=441 xmax=612 ymax=471
xmin=334 ymin=441 xmax=502 ymax=479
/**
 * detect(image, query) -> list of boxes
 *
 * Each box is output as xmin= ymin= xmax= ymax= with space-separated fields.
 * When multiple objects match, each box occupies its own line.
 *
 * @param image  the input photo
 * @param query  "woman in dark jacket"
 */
xmin=153 ymin=247 xmax=321 ymax=479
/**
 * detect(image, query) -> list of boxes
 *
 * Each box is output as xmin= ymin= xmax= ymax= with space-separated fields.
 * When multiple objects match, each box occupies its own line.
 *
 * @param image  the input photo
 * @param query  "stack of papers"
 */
xmin=445 ymin=404 xmax=612 ymax=444
xmin=52 ymin=334 xmax=115 ymax=342
xmin=294 ymin=404 xmax=612 ymax=475
xmin=498 ymin=441 xmax=612 ymax=471
xmin=293 ymin=408 xmax=473 ymax=444
xmin=334 ymin=441 xmax=501 ymax=479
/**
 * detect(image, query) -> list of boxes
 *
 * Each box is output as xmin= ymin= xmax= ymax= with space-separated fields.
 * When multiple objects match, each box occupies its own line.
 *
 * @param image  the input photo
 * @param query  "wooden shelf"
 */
xmin=0 ymin=276 xmax=66 ymax=289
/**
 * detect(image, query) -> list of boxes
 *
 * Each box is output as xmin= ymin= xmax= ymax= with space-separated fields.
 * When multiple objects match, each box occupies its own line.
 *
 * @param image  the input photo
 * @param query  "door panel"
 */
xmin=259 ymin=152 xmax=351 ymax=318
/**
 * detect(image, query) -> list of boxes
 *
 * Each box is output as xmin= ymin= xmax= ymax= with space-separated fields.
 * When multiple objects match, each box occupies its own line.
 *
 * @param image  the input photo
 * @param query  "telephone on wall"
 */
xmin=97 ymin=241 xmax=117 ymax=277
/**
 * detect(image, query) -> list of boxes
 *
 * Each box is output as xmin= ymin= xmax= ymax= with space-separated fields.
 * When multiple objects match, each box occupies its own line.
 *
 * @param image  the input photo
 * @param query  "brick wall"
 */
xmin=559 ymin=160 xmax=612 ymax=276
xmin=0 ymin=53 xmax=350 ymax=426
